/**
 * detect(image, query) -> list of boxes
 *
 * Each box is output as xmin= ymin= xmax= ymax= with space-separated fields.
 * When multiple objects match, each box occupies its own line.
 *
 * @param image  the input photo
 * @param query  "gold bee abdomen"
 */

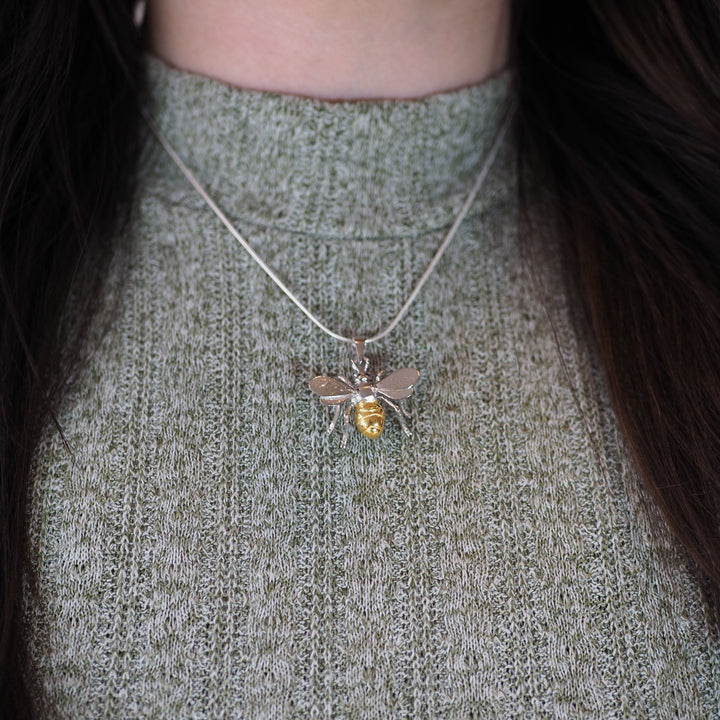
xmin=355 ymin=401 xmax=385 ymax=439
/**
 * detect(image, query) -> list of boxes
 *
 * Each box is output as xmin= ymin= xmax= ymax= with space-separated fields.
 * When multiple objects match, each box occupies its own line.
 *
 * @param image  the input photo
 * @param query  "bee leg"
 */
xmin=327 ymin=405 xmax=342 ymax=436
xmin=341 ymin=404 xmax=352 ymax=447
xmin=383 ymin=398 xmax=412 ymax=437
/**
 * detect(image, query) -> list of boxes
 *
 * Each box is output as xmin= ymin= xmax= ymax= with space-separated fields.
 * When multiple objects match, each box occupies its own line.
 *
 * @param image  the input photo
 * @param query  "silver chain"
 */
xmin=144 ymin=101 xmax=516 ymax=348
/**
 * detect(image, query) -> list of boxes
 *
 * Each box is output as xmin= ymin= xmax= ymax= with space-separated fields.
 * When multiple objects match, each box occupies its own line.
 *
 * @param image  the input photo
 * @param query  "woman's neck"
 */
xmin=145 ymin=0 xmax=511 ymax=100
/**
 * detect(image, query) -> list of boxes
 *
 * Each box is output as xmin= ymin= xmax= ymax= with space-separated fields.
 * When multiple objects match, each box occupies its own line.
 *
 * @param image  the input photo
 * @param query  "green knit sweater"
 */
xmin=25 ymin=56 xmax=719 ymax=718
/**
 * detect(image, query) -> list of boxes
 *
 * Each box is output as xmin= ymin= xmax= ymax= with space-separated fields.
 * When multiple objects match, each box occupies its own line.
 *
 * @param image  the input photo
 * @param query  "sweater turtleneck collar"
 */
xmin=145 ymin=54 xmax=516 ymax=241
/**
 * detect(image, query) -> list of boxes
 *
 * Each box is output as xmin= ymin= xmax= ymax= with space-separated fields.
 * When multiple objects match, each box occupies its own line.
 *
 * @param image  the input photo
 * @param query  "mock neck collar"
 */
xmin=145 ymin=54 xmax=516 ymax=241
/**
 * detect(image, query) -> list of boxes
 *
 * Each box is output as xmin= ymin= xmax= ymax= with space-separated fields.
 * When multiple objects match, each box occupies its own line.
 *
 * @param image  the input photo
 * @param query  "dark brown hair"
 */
xmin=0 ymin=0 xmax=144 ymax=714
xmin=1 ymin=0 xmax=718 ymax=714
xmin=514 ymin=0 xmax=720 ymax=594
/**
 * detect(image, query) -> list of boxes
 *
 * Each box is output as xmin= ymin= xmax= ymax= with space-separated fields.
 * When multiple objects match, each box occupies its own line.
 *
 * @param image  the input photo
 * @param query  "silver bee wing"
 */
xmin=309 ymin=376 xmax=355 ymax=405
xmin=374 ymin=368 xmax=420 ymax=400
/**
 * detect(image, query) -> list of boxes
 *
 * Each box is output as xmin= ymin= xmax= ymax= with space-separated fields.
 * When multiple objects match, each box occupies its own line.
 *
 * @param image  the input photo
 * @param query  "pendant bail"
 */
xmin=353 ymin=337 xmax=366 ymax=365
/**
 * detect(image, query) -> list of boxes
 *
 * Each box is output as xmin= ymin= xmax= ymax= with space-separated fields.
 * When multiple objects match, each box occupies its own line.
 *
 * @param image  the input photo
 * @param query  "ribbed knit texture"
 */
xmin=25 ymin=56 xmax=719 ymax=718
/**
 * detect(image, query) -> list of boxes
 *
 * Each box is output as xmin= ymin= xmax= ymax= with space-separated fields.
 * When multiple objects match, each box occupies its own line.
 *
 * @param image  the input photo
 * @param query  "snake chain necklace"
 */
xmin=146 ymin=101 xmax=516 ymax=445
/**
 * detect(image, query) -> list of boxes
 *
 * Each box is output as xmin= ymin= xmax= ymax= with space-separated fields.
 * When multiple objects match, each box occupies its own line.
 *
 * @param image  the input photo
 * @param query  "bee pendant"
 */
xmin=309 ymin=338 xmax=420 ymax=446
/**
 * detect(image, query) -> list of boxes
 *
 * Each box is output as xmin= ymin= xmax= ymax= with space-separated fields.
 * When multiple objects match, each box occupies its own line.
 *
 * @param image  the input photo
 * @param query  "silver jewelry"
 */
xmin=145 ymin=101 xmax=516 ymax=443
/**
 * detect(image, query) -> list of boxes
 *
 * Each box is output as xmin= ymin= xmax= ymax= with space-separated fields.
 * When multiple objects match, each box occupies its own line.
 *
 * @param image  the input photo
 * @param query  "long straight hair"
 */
xmin=1 ymin=0 xmax=719 ymax=714
xmin=0 ymin=0 xmax=144 ymax=714
xmin=513 ymin=0 xmax=720 ymax=596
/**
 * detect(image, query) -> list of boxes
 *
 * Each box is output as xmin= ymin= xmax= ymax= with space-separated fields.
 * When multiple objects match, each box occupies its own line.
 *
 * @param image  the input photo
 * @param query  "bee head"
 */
xmin=351 ymin=356 xmax=371 ymax=378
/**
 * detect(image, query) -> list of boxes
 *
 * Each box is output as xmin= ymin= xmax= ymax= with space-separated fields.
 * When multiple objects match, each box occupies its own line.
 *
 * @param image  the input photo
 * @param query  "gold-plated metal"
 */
xmin=355 ymin=400 xmax=385 ymax=439
xmin=309 ymin=338 xmax=420 ymax=444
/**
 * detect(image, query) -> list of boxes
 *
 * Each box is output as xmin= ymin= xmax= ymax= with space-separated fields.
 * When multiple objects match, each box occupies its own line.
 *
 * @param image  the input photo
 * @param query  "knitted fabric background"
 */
xmin=25 ymin=56 xmax=720 ymax=718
